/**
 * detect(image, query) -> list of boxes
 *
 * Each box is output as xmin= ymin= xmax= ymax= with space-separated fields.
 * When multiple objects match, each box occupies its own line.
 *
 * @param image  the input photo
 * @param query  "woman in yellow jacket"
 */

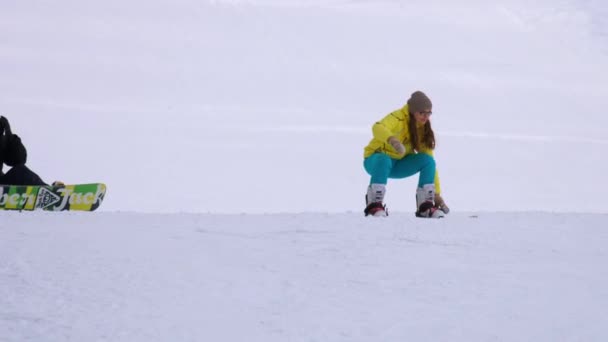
xmin=363 ymin=91 xmax=449 ymax=218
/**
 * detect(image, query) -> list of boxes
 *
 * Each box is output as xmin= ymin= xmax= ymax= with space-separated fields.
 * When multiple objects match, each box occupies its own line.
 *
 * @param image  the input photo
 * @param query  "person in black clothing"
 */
xmin=0 ymin=116 xmax=50 ymax=186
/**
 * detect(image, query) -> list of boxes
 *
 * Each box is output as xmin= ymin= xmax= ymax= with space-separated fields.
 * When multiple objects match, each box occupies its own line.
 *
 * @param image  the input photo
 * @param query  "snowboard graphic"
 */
xmin=0 ymin=183 xmax=106 ymax=211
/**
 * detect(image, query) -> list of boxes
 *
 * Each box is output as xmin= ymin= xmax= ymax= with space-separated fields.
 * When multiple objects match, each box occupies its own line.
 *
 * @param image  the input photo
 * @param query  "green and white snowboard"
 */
xmin=0 ymin=183 xmax=106 ymax=211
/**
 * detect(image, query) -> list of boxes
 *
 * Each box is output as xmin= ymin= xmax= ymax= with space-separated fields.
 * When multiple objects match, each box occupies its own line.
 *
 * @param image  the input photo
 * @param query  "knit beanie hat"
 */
xmin=407 ymin=91 xmax=432 ymax=113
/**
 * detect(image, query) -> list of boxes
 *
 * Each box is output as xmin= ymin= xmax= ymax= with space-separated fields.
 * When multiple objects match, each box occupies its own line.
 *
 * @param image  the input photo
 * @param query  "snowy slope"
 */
xmin=1 ymin=1 xmax=608 ymax=341
xmin=2 ymin=212 xmax=608 ymax=342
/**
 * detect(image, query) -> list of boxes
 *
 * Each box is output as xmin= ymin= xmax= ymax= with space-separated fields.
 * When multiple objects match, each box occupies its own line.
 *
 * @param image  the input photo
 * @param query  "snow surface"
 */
xmin=2 ymin=211 xmax=608 ymax=341
xmin=1 ymin=0 xmax=608 ymax=341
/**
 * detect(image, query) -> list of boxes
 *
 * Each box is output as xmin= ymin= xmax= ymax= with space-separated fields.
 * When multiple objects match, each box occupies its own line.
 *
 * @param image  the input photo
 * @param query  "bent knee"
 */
xmin=419 ymin=154 xmax=436 ymax=168
xmin=365 ymin=153 xmax=393 ymax=174
xmin=370 ymin=153 xmax=392 ymax=168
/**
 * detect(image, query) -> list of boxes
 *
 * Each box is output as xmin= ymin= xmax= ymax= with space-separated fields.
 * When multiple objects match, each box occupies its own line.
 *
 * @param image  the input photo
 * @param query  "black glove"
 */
xmin=0 ymin=116 xmax=11 ymax=135
xmin=3 ymin=134 xmax=27 ymax=166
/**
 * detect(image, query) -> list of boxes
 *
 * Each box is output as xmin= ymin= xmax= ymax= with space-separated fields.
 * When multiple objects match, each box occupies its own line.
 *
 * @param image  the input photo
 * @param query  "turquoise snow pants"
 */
xmin=364 ymin=153 xmax=435 ymax=186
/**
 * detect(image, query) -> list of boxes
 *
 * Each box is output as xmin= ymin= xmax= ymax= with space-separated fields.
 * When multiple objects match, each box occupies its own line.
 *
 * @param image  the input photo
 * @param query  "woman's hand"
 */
xmin=387 ymin=136 xmax=405 ymax=155
xmin=435 ymin=193 xmax=450 ymax=214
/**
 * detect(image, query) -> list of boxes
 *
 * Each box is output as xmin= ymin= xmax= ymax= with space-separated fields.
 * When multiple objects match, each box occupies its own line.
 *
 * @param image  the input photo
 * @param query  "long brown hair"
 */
xmin=408 ymin=114 xmax=435 ymax=152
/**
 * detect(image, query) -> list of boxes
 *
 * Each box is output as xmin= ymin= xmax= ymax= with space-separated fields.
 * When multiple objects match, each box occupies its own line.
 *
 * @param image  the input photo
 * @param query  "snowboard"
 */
xmin=0 ymin=183 xmax=106 ymax=212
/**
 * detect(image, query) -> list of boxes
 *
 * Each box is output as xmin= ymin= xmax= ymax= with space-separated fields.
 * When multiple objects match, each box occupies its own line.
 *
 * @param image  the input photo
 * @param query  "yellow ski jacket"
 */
xmin=363 ymin=104 xmax=442 ymax=193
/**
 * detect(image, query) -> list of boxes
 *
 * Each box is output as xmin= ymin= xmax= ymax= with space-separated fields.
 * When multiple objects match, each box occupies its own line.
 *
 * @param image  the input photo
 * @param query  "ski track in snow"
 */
xmin=1 ymin=212 xmax=608 ymax=342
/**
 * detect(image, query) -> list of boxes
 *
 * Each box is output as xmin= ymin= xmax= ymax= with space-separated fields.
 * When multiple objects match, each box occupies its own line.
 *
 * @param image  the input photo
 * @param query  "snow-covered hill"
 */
xmin=1 ymin=0 xmax=608 ymax=341
xmin=2 ymin=211 xmax=608 ymax=341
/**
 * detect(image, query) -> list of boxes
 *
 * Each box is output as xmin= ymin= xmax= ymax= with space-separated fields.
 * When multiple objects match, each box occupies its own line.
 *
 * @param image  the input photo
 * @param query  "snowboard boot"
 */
xmin=415 ymin=184 xmax=445 ymax=218
xmin=364 ymin=184 xmax=388 ymax=217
